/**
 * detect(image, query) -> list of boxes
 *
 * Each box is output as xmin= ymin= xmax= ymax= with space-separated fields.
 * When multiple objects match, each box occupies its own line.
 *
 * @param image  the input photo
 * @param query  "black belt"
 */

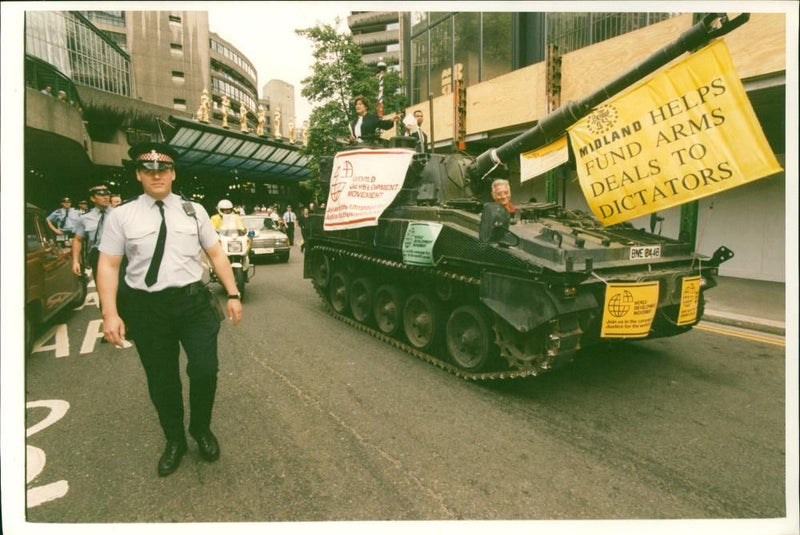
xmin=128 ymin=280 xmax=205 ymax=297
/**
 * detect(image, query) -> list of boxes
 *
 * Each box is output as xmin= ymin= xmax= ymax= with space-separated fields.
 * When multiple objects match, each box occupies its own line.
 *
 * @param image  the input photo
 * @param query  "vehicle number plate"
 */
xmin=254 ymin=248 xmax=274 ymax=254
xmin=629 ymin=246 xmax=661 ymax=260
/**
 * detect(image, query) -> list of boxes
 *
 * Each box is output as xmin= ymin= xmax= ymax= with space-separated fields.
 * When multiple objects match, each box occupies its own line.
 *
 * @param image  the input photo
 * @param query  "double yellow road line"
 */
xmin=696 ymin=323 xmax=785 ymax=347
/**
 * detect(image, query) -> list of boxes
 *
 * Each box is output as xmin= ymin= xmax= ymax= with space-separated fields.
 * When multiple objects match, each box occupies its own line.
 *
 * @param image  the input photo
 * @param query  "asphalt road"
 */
xmin=21 ymin=244 xmax=788 ymax=528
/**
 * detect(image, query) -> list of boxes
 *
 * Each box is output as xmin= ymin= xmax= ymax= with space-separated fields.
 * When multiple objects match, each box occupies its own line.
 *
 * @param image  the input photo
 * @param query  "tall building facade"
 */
xmin=261 ymin=79 xmax=295 ymax=140
xmin=348 ymin=11 xmax=401 ymax=67
xmin=79 ymin=10 xmax=258 ymax=119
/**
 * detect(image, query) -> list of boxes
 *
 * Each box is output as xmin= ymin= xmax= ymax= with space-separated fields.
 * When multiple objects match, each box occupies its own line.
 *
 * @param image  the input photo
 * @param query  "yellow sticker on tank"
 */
xmin=600 ymin=281 xmax=659 ymax=338
xmin=676 ymin=275 xmax=702 ymax=326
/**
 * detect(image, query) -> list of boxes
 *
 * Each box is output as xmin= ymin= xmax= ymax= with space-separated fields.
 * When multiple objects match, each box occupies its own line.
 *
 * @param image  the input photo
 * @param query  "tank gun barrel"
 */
xmin=468 ymin=12 xmax=749 ymax=182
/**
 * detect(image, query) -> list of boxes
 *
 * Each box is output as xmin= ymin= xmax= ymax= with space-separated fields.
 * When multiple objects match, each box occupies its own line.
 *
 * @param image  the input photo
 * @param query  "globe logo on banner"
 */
xmin=329 ymin=160 xmax=353 ymax=202
xmin=607 ymin=290 xmax=634 ymax=318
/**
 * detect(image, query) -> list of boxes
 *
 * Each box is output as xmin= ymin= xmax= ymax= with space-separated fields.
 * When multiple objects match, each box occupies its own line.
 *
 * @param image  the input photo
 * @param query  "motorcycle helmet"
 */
xmin=217 ymin=199 xmax=234 ymax=214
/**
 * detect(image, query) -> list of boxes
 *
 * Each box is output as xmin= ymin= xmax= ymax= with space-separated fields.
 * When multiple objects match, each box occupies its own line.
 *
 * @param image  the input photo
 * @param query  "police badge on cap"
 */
xmin=128 ymin=142 xmax=179 ymax=171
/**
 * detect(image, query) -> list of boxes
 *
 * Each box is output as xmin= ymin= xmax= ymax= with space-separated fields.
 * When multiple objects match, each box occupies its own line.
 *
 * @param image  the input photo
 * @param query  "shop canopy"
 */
xmin=165 ymin=115 xmax=311 ymax=181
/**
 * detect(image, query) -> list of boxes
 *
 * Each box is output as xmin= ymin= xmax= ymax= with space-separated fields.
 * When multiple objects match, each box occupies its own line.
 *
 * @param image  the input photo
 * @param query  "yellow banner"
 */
xmin=600 ymin=281 xmax=659 ymax=338
xmin=520 ymin=136 xmax=569 ymax=183
xmin=677 ymin=275 xmax=702 ymax=326
xmin=568 ymin=40 xmax=782 ymax=226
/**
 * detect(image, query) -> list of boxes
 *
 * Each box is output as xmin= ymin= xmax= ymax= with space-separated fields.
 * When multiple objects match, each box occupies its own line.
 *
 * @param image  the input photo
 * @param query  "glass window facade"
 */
xmin=25 ymin=11 xmax=131 ymax=97
xmin=410 ymin=12 xmax=512 ymax=103
xmin=482 ymin=12 xmax=513 ymax=82
xmin=78 ymin=10 xmax=125 ymax=28
xmin=211 ymin=77 xmax=256 ymax=112
xmin=209 ymin=38 xmax=256 ymax=80
xmin=546 ymin=12 xmax=678 ymax=55
xmin=407 ymin=11 xmax=678 ymax=106
xmin=453 ymin=12 xmax=479 ymax=89
xmin=410 ymin=32 xmax=429 ymax=103
xmin=101 ymin=30 xmax=127 ymax=52
xmin=429 ymin=17 xmax=452 ymax=96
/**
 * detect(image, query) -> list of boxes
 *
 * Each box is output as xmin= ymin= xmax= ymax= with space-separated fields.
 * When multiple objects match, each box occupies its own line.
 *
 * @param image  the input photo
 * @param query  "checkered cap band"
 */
xmin=136 ymin=149 xmax=174 ymax=162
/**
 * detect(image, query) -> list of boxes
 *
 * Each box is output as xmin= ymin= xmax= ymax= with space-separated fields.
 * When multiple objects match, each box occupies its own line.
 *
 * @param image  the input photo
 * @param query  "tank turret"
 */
xmin=303 ymin=14 xmax=747 ymax=380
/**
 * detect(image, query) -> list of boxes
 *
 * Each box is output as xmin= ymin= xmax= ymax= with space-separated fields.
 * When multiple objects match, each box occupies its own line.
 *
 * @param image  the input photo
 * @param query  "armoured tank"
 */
xmin=303 ymin=13 xmax=746 ymax=380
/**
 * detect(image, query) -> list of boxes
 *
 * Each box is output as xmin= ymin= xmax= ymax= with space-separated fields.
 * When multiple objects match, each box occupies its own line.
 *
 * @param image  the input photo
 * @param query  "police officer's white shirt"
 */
xmin=47 ymin=207 xmax=80 ymax=232
xmin=99 ymin=193 xmax=218 ymax=291
xmin=74 ymin=207 xmax=112 ymax=249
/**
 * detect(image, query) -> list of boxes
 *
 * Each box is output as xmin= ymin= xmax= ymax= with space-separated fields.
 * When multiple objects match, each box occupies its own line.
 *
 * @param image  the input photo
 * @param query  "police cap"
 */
xmin=128 ymin=142 xmax=179 ymax=165
xmin=88 ymin=185 xmax=111 ymax=196
xmin=60 ymin=197 xmax=72 ymax=202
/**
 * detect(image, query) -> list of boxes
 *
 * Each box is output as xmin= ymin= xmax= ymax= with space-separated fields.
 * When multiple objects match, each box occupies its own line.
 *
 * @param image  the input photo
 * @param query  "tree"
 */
xmin=296 ymin=21 xmax=405 ymax=198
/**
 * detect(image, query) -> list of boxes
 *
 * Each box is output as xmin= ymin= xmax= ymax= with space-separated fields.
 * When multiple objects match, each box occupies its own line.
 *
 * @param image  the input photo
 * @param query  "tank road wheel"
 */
xmin=446 ymin=305 xmax=493 ymax=371
xmin=311 ymin=251 xmax=331 ymax=289
xmin=403 ymin=293 xmax=440 ymax=350
xmin=329 ymin=271 xmax=351 ymax=314
xmin=373 ymin=284 xmax=406 ymax=337
xmin=349 ymin=277 xmax=375 ymax=324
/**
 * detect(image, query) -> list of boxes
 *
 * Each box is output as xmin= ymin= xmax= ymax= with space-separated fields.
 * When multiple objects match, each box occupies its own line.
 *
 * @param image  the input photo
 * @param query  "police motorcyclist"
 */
xmin=210 ymin=199 xmax=245 ymax=234
xmin=46 ymin=197 xmax=80 ymax=246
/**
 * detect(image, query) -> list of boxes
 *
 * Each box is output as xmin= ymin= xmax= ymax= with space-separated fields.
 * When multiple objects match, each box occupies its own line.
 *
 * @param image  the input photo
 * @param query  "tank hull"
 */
xmin=303 ymin=201 xmax=719 ymax=380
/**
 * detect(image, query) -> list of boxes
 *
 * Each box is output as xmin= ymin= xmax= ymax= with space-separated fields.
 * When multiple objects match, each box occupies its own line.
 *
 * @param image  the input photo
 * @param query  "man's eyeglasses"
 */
xmin=135 ymin=161 xmax=175 ymax=171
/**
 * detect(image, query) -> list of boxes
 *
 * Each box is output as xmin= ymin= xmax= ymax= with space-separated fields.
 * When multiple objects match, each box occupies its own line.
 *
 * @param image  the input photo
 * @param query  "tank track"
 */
xmin=309 ymin=245 xmax=578 ymax=381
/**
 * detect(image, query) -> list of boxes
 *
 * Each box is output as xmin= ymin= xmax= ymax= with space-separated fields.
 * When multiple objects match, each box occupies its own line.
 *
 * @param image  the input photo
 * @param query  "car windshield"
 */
xmin=242 ymin=217 xmax=276 ymax=231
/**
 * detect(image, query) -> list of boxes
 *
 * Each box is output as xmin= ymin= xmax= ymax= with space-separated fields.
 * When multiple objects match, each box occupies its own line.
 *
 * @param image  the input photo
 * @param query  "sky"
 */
xmin=207 ymin=1 xmax=352 ymax=123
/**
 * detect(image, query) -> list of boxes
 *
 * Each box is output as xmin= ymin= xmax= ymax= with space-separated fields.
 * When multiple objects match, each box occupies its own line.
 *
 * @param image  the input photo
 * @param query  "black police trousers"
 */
xmin=124 ymin=282 xmax=221 ymax=442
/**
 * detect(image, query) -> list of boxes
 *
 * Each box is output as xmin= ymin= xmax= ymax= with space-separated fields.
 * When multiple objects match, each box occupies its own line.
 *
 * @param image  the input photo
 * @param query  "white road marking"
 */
xmin=73 ymin=291 xmax=99 ymax=311
xmin=31 ymin=323 xmax=69 ymax=358
xmin=26 ymin=400 xmax=71 ymax=508
xmin=27 ymin=480 xmax=69 ymax=508
xmin=26 ymin=399 xmax=70 ymax=437
xmin=81 ymin=319 xmax=133 ymax=353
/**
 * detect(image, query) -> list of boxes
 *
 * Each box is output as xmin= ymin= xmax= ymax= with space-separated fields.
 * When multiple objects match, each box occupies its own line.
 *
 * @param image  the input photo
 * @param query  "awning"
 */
xmin=165 ymin=115 xmax=311 ymax=181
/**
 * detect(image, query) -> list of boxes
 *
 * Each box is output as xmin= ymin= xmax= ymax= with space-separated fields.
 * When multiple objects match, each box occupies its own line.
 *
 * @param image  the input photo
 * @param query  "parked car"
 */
xmin=241 ymin=215 xmax=291 ymax=263
xmin=25 ymin=202 xmax=87 ymax=355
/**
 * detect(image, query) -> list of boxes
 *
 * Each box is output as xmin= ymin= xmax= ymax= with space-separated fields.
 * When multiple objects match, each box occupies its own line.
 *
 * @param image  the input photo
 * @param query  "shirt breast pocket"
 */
xmin=173 ymin=224 xmax=201 ymax=256
xmin=127 ymin=226 xmax=156 ymax=257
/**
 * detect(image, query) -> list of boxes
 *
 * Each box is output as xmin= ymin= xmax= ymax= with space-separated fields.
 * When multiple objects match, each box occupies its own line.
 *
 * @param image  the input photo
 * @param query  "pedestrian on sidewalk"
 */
xmin=282 ymin=204 xmax=296 ymax=245
xmin=96 ymin=141 xmax=243 ymax=477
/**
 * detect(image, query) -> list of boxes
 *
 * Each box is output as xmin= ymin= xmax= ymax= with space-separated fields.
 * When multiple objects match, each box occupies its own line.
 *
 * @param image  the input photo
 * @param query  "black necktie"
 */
xmin=93 ymin=209 xmax=106 ymax=246
xmin=145 ymin=201 xmax=167 ymax=287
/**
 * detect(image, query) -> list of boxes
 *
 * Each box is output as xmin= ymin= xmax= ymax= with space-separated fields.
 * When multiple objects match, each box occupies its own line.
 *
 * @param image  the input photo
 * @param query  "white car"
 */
xmin=241 ymin=215 xmax=291 ymax=262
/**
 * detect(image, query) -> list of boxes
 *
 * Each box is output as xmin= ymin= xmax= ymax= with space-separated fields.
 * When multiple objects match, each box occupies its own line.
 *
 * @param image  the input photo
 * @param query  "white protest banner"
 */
xmin=520 ymin=136 xmax=569 ymax=183
xmin=323 ymin=148 xmax=415 ymax=231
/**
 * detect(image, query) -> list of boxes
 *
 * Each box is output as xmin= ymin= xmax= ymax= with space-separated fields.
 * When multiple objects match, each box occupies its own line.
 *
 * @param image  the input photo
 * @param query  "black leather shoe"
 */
xmin=191 ymin=430 xmax=220 ymax=462
xmin=157 ymin=440 xmax=187 ymax=477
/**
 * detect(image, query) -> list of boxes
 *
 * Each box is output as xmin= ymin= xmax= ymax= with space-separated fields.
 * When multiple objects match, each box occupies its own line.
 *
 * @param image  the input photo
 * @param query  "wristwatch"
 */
xmin=227 ymin=293 xmax=241 ymax=300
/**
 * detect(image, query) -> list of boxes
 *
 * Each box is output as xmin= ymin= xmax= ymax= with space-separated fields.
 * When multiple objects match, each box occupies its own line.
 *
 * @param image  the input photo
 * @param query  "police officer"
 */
xmin=96 ymin=142 xmax=243 ymax=477
xmin=72 ymin=185 xmax=113 ymax=279
xmin=46 ymin=197 xmax=79 ymax=247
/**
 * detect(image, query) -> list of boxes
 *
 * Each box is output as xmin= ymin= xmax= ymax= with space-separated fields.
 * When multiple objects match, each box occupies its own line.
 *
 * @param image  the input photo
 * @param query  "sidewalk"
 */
xmin=703 ymin=275 xmax=787 ymax=336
